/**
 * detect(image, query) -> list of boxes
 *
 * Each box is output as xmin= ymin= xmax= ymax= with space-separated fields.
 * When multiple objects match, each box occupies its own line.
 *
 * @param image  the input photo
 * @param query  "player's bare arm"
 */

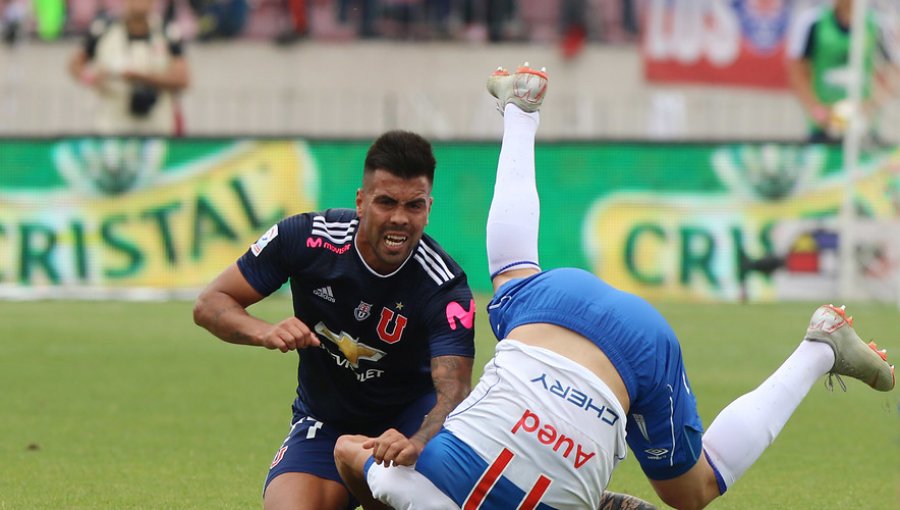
xmin=785 ymin=58 xmax=829 ymax=125
xmin=122 ymin=57 xmax=190 ymax=92
xmin=365 ymin=354 xmax=473 ymax=467
xmin=414 ymin=354 xmax=473 ymax=444
xmin=193 ymin=263 xmax=320 ymax=352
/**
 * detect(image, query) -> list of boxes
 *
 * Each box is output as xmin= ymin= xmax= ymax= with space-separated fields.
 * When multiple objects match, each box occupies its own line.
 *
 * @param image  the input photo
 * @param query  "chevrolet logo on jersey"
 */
xmin=314 ymin=322 xmax=386 ymax=368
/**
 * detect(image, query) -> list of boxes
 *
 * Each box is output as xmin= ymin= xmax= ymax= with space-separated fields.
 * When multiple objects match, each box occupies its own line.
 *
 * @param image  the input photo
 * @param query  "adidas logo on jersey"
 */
xmin=313 ymin=286 xmax=335 ymax=302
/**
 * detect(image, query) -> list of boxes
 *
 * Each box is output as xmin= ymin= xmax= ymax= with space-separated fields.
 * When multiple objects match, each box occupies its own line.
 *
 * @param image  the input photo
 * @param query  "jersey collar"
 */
xmin=353 ymin=235 xmax=417 ymax=278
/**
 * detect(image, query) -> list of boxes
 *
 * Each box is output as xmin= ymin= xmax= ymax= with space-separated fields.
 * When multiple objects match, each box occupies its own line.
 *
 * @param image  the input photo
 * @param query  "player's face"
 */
xmin=124 ymin=0 xmax=154 ymax=20
xmin=356 ymin=169 xmax=433 ymax=274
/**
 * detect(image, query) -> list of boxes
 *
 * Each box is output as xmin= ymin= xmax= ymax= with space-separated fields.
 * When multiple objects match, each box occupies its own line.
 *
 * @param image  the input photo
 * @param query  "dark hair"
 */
xmin=364 ymin=130 xmax=436 ymax=184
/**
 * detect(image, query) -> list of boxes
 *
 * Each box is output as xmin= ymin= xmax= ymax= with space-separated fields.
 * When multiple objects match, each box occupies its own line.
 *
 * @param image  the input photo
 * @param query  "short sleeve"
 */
xmin=164 ymin=22 xmax=185 ymax=57
xmin=83 ymin=17 xmax=109 ymax=60
xmin=786 ymin=7 xmax=820 ymax=60
xmin=424 ymin=277 xmax=477 ymax=359
xmin=236 ymin=215 xmax=308 ymax=296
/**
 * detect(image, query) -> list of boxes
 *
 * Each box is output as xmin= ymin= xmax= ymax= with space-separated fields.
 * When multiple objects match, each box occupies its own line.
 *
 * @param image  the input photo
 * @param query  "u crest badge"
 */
xmin=354 ymin=301 xmax=372 ymax=321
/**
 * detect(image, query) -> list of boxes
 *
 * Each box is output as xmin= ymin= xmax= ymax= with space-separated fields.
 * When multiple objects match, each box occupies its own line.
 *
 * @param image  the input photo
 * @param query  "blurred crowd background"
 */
xmin=0 ymin=0 xmax=898 ymax=141
xmin=3 ymin=0 xmax=643 ymax=46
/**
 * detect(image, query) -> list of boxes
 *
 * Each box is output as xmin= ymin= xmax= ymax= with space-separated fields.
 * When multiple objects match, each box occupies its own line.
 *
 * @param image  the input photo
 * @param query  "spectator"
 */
xmin=273 ymin=0 xmax=308 ymax=45
xmin=561 ymin=0 xmax=641 ymax=59
xmin=1 ymin=0 xmax=26 ymax=45
xmin=462 ymin=0 xmax=515 ymax=43
xmin=560 ymin=0 xmax=588 ymax=58
xmin=337 ymin=0 xmax=379 ymax=39
xmin=68 ymin=0 xmax=190 ymax=136
xmin=188 ymin=0 xmax=248 ymax=40
xmin=786 ymin=0 xmax=897 ymax=142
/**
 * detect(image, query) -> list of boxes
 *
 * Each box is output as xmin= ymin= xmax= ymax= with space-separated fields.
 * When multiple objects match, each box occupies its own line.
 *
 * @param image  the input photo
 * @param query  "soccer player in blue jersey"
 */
xmin=333 ymin=65 xmax=895 ymax=510
xmin=193 ymin=130 xmax=476 ymax=510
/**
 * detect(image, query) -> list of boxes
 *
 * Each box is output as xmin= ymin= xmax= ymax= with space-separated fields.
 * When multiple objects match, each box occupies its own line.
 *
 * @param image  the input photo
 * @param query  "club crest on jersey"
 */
xmin=376 ymin=308 xmax=408 ymax=344
xmin=270 ymin=445 xmax=288 ymax=468
xmin=251 ymin=224 xmax=278 ymax=256
xmin=354 ymin=301 xmax=372 ymax=321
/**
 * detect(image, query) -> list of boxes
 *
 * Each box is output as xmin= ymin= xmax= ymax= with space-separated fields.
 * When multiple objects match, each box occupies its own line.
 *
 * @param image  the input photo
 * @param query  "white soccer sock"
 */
xmin=702 ymin=340 xmax=835 ymax=491
xmin=486 ymin=104 xmax=542 ymax=277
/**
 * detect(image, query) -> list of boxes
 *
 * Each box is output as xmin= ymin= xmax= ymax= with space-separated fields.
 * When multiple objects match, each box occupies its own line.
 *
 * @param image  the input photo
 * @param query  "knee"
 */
xmin=333 ymin=434 xmax=357 ymax=465
xmin=658 ymin=493 xmax=711 ymax=510
xmin=654 ymin=478 xmax=720 ymax=510
xmin=334 ymin=433 xmax=371 ymax=468
xmin=650 ymin=459 xmax=721 ymax=510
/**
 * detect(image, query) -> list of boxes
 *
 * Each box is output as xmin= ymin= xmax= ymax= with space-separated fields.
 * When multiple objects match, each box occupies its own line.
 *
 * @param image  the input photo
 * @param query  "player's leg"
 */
xmin=635 ymin=335 xmax=825 ymax=509
xmin=334 ymin=435 xmax=390 ymax=510
xmin=264 ymin=473 xmax=350 ymax=510
xmin=619 ymin=315 xmax=719 ymax=510
xmin=701 ymin=305 xmax=893 ymax=496
xmin=485 ymin=63 xmax=548 ymax=290
xmin=335 ymin=433 xmax=461 ymax=510
xmin=334 ymin=391 xmax=436 ymax=509
xmin=652 ymin=304 xmax=894 ymax=509
xmin=263 ymin=417 xmax=354 ymax=510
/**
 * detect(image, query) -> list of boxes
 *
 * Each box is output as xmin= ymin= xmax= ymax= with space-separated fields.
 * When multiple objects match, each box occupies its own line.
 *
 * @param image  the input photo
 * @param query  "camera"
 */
xmin=129 ymin=84 xmax=159 ymax=117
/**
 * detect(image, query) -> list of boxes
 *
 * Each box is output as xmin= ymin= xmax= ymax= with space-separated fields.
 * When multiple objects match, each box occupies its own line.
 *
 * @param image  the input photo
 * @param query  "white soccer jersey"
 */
xmin=367 ymin=341 xmax=628 ymax=510
xmin=442 ymin=340 xmax=628 ymax=510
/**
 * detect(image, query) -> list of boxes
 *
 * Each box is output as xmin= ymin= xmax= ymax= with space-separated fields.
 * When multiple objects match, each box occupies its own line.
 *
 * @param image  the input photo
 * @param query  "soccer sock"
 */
xmin=702 ymin=340 xmax=835 ymax=491
xmin=486 ymin=104 xmax=542 ymax=277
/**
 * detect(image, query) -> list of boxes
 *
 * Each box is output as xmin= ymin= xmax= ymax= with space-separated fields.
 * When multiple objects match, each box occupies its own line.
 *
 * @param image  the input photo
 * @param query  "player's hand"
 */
xmin=260 ymin=317 xmax=320 ymax=352
xmin=121 ymin=69 xmax=143 ymax=83
xmin=363 ymin=428 xmax=425 ymax=467
xmin=80 ymin=69 xmax=108 ymax=90
xmin=811 ymin=104 xmax=830 ymax=127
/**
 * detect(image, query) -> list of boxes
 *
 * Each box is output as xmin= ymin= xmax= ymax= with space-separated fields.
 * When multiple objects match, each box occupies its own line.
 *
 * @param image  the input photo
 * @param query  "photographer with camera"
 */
xmin=69 ymin=0 xmax=190 ymax=136
xmin=786 ymin=0 xmax=897 ymax=144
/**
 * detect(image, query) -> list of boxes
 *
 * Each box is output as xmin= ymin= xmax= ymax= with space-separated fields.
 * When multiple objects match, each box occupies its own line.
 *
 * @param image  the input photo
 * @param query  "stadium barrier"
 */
xmin=1 ymin=137 xmax=898 ymax=303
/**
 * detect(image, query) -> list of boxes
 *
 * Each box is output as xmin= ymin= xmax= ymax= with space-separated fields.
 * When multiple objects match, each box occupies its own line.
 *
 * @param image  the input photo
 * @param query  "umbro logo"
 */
xmin=313 ymin=286 xmax=335 ymax=302
xmin=644 ymin=448 xmax=669 ymax=460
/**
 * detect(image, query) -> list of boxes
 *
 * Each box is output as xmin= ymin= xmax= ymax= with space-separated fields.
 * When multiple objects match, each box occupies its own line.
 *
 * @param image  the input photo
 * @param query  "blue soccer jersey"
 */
xmin=237 ymin=208 xmax=476 ymax=429
xmin=487 ymin=268 xmax=705 ymax=480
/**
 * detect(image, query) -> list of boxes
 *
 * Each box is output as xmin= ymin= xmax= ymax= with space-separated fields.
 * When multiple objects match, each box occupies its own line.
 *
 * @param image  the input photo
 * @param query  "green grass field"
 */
xmin=1 ymin=298 xmax=898 ymax=509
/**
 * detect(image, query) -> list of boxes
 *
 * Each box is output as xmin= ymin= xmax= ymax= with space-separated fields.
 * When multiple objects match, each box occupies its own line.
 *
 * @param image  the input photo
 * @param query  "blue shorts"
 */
xmin=263 ymin=391 xmax=436 ymax=500
xmin=488 ymin=268 xmax=704 ymax=480
xmin=622 ymin=346 xmax=704 ymax=480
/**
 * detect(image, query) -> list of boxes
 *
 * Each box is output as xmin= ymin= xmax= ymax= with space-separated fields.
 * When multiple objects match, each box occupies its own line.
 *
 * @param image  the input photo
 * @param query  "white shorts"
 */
xmin=367 ymin=340 xmax=627 ymax=510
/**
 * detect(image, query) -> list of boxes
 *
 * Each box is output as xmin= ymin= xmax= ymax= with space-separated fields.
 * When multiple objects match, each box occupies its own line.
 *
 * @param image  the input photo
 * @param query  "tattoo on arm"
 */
xmin=598 ymin=492 xmax=658 ymax=510
xmin=211 ymin=302 xmax=244 ymax=325
xmin=411 ymin=355 xmax=473 ymax=445
xmin=227 ymin=330 xmax=255 ymax=345
xmin=206 ymin=300 xmax=258 ymax=346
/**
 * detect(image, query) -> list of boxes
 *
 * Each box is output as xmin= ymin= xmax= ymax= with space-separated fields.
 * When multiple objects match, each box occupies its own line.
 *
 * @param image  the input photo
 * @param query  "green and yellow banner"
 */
xmin=2 ymin=138 xmax=898 ymax=302
xmin=0 ymin=139 xmax=316 ymax=293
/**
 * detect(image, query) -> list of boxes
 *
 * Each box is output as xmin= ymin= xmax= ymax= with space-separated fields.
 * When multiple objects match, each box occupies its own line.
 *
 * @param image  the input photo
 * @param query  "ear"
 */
xmin=355 ymin=188 xmax=364 ymax=215
xmin=426 ymin=196 xmax=434 ymax=225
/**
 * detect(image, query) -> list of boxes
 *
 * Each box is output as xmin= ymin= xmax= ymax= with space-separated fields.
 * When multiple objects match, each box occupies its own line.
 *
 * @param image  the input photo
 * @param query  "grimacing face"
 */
xmin=355 ymin=169 xmax=433 ymax=274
